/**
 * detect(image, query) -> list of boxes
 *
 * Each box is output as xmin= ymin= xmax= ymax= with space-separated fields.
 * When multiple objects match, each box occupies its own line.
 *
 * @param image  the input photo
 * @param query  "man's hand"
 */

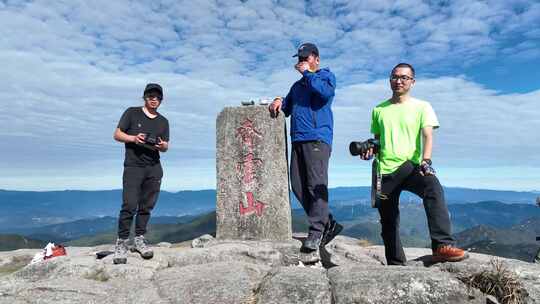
xmin=268 ymin=97 xmax=282 ymax=118
xmin=155 ymin=138 xmax=168 ymax=152
xmin=295 ymin=61 xmax=309 ymax=74
xmin=419 ymin=160 xmax=436 ymax=176
xmin=133 ymin=133 xmax=146 ymax=145
xmin=359 ymin=148 xmax=375 ymax=161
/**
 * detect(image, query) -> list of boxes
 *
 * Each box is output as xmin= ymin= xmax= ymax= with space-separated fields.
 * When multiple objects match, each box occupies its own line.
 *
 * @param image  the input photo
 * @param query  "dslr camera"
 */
xmin=349 ymin=139 xmax=380 ymax=156
xmin=144 ymin=134 xmax=159 ymax=146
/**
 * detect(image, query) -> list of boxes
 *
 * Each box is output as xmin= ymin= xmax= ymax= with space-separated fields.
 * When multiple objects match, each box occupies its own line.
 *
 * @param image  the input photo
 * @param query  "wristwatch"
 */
xmin=422 ymin=159 xmax=432 ymax=165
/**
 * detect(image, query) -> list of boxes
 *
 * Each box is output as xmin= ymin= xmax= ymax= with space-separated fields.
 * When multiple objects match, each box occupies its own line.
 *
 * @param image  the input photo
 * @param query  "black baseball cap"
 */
xmin=143 ymin=83 xmax=163 ymax=98
xmin=293 ymin=43 xmax=319 ymax=58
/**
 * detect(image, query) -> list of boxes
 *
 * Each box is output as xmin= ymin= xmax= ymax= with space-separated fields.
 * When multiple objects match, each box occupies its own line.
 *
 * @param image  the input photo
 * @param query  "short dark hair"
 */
xmin=391 ymin=63 xmax=415 ymax=78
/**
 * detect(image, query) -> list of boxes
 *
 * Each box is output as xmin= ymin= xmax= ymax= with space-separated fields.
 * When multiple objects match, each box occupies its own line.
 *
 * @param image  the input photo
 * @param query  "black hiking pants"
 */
xmin=377 ymin=162 xmax=455 ymax=265
xmin=290 ymin=141 xmax=332 ymax=238
xmin=118 ymin=163 xmax=163 ymax=239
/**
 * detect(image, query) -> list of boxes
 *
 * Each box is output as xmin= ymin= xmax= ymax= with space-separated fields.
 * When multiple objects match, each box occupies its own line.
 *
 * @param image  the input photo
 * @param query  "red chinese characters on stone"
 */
xmin=236 ymin=153 xmax=263 ymax=184
xmin=236 ymin=119 xmax=262 ymax=149
xmin=236 ymin=118 xmax=265 ymax=217
xmin=239 ymin=192 xmax=265 ymax=217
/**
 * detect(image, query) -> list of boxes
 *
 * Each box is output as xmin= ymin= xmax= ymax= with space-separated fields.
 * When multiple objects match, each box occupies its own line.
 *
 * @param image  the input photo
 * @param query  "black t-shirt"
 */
xmin=117 ymin=107 xmax=169 ymax=167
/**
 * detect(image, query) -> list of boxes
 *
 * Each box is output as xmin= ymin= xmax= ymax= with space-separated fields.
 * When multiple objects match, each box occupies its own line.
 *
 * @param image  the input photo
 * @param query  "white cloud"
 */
xmin=333 ymin=77 xmax=540 ymax=167
xmin=0 ymin=0 xmax=538 ymax=190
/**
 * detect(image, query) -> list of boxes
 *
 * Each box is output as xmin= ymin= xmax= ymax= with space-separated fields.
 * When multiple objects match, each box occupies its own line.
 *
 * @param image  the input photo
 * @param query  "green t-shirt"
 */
xmin=370 ymin=98 xmax=439 ymax=175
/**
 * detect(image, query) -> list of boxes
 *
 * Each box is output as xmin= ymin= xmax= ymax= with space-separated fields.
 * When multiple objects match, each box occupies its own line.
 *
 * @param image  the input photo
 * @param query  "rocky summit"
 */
xmin=0 ymin=235 xmax=539 ymax=304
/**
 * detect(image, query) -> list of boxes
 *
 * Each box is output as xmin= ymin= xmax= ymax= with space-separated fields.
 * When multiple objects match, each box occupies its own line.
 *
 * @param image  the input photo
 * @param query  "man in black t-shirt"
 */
xmin=112 ymin=83 xmax=169 ymax=264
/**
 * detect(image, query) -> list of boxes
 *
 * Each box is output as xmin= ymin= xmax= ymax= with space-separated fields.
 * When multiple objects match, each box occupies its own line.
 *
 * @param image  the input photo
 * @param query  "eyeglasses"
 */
xmin=390 ymin=75 xmax=414 ymax=82
xmin=298 ymin=56 xmax=309 ymax=62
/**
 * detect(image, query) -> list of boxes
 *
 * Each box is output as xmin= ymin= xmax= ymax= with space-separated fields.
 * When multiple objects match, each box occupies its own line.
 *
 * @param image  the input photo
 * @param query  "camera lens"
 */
xmin=349 ymin=142 xmax=362 ymax=156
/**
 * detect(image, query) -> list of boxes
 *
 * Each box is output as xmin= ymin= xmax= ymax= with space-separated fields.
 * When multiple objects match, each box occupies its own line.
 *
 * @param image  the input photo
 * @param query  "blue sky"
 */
xmin=0 ymin=0 xmax=539 ymax=191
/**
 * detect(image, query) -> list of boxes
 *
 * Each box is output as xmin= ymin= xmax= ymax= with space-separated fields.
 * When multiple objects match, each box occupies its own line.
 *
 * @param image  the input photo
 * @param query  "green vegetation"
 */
xmin=83 ymin=267 xmax=110 ymax=282
xmin=0 ymin=255 xmax=32 ymax=275
xmin=68 ymin=212 xmax=217 ymax=246
xmin=459 ymin=259 xmax=527 ymax=304
xmin=0 ymin=234 xmax=46 ymax=251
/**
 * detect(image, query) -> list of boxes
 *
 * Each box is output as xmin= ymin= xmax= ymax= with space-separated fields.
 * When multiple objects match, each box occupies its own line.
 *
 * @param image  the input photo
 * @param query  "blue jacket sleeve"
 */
xmin=281 ymin=91 xmax=292 ymax=117
xmin=302 ymin=70 xmax=336 ymax=101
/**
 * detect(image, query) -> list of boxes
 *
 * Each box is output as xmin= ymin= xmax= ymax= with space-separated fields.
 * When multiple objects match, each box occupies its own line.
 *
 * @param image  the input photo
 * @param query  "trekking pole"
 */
xmin=535 ymin=197 xmax=540 ymax=263
xmin=537 ymin=197 xmax=540 ymax=242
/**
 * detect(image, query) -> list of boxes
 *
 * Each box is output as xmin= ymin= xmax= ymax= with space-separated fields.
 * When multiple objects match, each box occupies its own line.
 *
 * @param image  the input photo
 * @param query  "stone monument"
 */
xmin=216 ymin=105 xmax=292 ymax=240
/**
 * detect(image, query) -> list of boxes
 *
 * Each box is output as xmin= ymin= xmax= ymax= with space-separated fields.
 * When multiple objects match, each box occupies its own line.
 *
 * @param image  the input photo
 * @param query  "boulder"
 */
xmin=256 ymin=266 xmax=331 ymax=304
xmin=155 ymin=261 xmax=270 ymax=304
xmin=328 ymin=264 xmax=486 ymax=304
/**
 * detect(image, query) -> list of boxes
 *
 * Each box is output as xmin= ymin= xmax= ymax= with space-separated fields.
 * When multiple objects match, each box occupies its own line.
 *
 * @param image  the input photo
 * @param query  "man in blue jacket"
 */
xmin=269 ymin=43 xmax=342 ymax=252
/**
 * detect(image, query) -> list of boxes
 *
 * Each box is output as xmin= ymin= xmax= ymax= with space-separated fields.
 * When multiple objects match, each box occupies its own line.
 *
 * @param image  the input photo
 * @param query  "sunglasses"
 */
xmin=144 ymin=94 xmax=162 ymax=101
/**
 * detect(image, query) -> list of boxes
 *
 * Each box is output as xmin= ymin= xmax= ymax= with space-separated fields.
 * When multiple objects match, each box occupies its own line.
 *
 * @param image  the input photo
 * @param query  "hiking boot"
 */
xmin=113 ymin=238 xmax=128 ymax=265
xmin=131 ymin=235 xmax=154 ymax=259
xmin=432 ymin=245 xmax=469 ymax=262
xmin=301 ymin=233 xmax=322 ymax=253
xmin=321 ymin=218 xmax=343 ymax=246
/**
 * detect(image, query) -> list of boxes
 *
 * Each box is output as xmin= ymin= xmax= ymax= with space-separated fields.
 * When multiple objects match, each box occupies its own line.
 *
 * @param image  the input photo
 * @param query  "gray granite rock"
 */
xmin=0 ymin=249 xmax=36 ymax=276
xmin=166 ymin=239 xmax=305 ymax=268
xmin=1 ymin=238 xmax=539 ymax=304
xmin=323 ymin=236 xmax=384 ymax=267
xmin=256 ymin=267 xmax=332 ymax=304
xmin=216 ymin=105 xmax=291 ymax=241
xmin=328 ymin=264 xmax=486 ymax=304
xmin=359 ymin=244 xmax=540 ymax=303
xmin=155 ymin=261 xmax=270 ymax=304
xmin=191 ymin=234 xmax=214 ymax=248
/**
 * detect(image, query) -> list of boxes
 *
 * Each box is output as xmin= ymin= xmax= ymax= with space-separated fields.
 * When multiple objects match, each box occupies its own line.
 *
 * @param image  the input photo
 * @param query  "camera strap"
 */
xmin=371 ymin=159 xmax=383 ymax=208
xmin=372 ymin=160 xmax=416 ymax=208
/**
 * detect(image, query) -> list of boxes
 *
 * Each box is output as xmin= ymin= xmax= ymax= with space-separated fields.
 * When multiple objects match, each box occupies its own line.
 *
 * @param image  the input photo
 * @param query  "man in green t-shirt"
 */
xmin=360 ymin=63 xmax=467 ymax=265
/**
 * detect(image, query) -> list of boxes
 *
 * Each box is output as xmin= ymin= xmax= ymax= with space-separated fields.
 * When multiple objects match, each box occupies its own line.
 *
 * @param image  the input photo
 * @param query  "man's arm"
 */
xmin=303 ymin=70 xmax=336 ymax=101
xmin=360 ymin=134 xmax=380 ymax=160
xmin=419 ymin=126 xmax=437 ymax=176
xmin=114 ymin=128 xmax=145 ymax=144
xmin=156 ymin=120 xmax=170 ymax=152
xmin=156 ymin=138 xmax=169 ymax=152
xmin=421 ymin=126 xmax=433 ymax=161
xmin=269 ymin=91 xmax=292 ymax=118
xmin=114 ymin=109 xmax=145 ymax=145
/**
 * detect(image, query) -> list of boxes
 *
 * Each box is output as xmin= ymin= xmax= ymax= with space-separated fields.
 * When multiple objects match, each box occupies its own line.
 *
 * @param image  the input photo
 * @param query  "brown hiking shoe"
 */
xmin=432 ymin=245 xmax=469 ymax=262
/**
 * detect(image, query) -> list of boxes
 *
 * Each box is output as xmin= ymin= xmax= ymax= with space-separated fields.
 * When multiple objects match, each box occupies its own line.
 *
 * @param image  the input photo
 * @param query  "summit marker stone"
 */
xmin=216 ymin=105 xmax=292 ymax=240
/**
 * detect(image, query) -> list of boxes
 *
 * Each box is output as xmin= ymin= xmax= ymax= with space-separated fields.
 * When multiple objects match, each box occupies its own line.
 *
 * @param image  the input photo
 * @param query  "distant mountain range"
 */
xmin=455 ymin=217 xmax=540 ymax=262
xmin=1 ymin=187 xmax=537 ymax=230
xmin=0 ymin=189 xmax=215 ymax=230
xmin=3 ymin=199 xmax=539 ymax=262
xmin=3 ymin=215 xmax=197 ymax=244
xmin=65 ymin=210 xmax=312 ymax=247
xmin=1 ymin=187 xmax=538 ymax=262
xmin=0 ymin=235 xmax=47 ymax=251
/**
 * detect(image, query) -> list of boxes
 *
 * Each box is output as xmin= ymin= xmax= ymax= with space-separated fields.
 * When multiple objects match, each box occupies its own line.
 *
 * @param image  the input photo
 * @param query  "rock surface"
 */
xmin=216 ymin=105 xmax=292 ymax=241
xmin=1 ymin=236 xmax=539 ymax=303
